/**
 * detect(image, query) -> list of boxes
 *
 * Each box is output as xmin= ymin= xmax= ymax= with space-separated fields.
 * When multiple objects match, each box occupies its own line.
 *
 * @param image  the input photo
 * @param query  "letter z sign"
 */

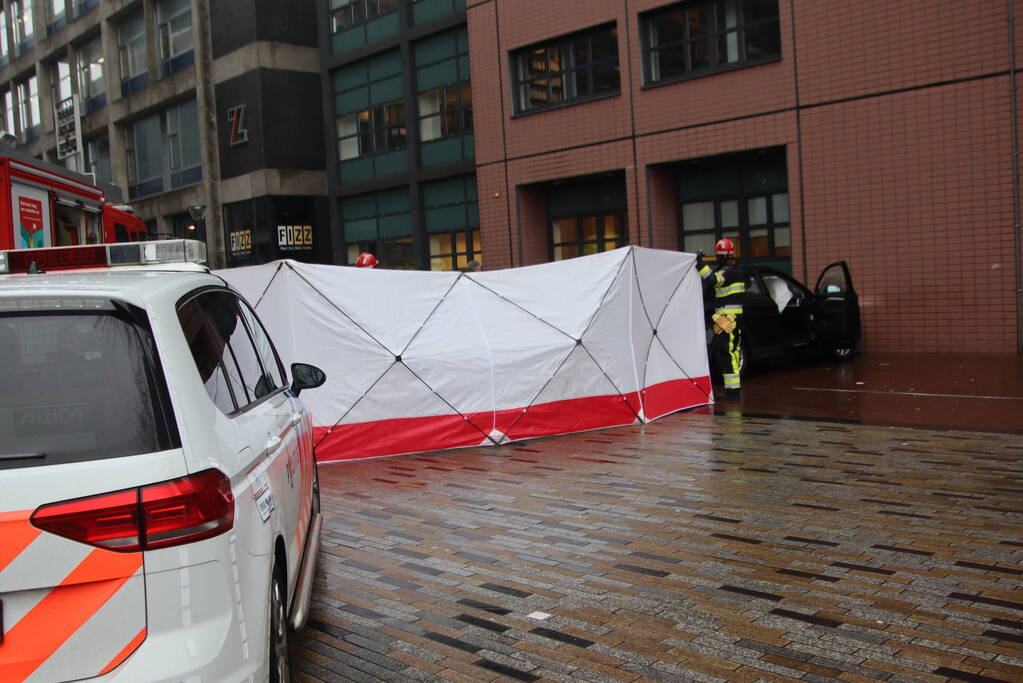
xmin=227 ymin=105 xmax=248 ymax=146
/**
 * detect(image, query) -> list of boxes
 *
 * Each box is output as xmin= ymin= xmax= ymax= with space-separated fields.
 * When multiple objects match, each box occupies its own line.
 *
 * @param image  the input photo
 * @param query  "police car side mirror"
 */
xmin=291 ymin=363 xmax=326 ymax=396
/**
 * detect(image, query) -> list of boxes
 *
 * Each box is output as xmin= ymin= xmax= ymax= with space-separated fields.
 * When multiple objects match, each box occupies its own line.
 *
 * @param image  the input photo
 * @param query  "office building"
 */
xmin=0 ymin=0 xmax=328 ymax=267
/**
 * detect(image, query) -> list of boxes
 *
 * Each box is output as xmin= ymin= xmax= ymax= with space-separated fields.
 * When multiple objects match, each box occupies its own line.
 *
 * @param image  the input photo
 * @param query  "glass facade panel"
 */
xmin=334 ymin=51 xmax=406 ymax=172
xmin=415 ymin=28 xmax=473 ymax=163
xmin=0 ymin=11 xmax=8 ymax=63
xmin=678 ymin=148 xmax=789 ymax=265
xmin=2 ymin=90 xmax=14 ymax=133
xmin=77 ymin=36 xmax=105 ymax=100
xmin=17 ymin=76 xmax=40 ymax=130
xmin=157 ymin=0 xmax=193 ymax=66
xmin=682 ymin=201 xmax=714 ymax=231
xmin=13 ymin=0 xmax=34 ymax=43
xmin=84 ymin=135 xmax=111 ymax=184
xmin=342 ymin=187 xmax=415 ymax=268
xmin=118 ymin=11 xmax=147 ymax=79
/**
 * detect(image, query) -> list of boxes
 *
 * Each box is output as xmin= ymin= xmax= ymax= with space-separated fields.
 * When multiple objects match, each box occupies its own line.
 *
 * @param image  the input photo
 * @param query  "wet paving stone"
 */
xmin=293 ymin=410 xmax=1023 ymax=681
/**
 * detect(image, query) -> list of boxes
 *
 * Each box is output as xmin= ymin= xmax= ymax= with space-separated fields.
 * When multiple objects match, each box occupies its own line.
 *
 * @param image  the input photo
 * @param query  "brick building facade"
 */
xmin=467 ymin=0 xmax=1022 ymax=355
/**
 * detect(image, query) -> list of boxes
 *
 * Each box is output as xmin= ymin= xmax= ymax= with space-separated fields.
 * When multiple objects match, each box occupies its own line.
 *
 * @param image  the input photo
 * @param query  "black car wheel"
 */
xmin=269 ymin=562 xmax=290 ymax=683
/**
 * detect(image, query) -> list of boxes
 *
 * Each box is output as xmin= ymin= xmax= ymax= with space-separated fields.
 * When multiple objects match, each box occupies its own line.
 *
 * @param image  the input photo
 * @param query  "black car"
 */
xmin=705 ymin=261 xmax=861 ymax=375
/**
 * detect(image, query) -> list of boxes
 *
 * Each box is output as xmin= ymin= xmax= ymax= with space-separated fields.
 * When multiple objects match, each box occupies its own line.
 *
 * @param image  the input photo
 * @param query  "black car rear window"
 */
xmin=0 ymin=302 xmax=180 ymax=469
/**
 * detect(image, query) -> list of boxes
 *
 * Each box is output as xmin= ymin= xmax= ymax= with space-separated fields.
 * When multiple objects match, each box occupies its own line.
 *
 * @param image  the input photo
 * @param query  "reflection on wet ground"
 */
xmin=724 ymin=352 xmax=1023 ymax=434
xmin=295 ymin=362 xmax=1023 ymax=682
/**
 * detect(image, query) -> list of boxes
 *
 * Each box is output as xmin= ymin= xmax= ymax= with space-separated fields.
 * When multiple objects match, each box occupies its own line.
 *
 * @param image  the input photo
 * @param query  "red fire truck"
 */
xmin=0 ymin=153 xmax=148 ymax=251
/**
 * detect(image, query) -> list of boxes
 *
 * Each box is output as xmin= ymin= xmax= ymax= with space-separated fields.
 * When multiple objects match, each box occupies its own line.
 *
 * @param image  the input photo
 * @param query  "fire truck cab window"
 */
xmin=115 ymin=222 xmax=128 ymax=242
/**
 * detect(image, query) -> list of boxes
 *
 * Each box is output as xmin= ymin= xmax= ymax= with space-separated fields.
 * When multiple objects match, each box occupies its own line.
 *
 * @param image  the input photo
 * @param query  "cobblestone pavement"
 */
xmin=291 ymin=411 xmax=1023 ymax=682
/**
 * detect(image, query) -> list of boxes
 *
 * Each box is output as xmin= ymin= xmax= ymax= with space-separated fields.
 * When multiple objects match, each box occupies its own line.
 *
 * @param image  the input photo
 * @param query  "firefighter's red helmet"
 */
xmin=355 ymin=252 xmax=378 ymax=268
xmin=715 ymin=238 xmax=736 ymax=257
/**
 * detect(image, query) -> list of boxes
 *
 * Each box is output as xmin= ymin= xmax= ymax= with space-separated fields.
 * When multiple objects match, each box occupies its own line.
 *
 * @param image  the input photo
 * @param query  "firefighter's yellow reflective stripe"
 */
xmin=723 ymin=374 xmax=741 ymax=389
xmin=715 ymin=282 xmax=746 ymax=297
xmin=714 ymin=306 xmax=744 ymax=314
xmin=0 ymin=510 xmax=40 ymax=575
xmin=0 ymin=549 xmax=142 ymax=681
xmin=713 ymin=270 xmax=725 ymax=286
xmin=698 ymin=264 xmax=712 ymax=278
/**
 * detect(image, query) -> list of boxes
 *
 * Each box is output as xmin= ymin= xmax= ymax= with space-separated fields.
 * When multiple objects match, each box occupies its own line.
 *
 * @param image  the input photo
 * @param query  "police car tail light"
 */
xmin=30 ymin=489 xmax=143 ymax=551
xmin=141 ymin=469 xmax=234 ymax=550
xmin=31 ymin=469 xmax=234 ymax=552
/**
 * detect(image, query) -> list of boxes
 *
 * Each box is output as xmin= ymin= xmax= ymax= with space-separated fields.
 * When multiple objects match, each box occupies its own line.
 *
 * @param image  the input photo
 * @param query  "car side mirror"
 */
xmin=290 ymin=362 xmax=326 ymax=396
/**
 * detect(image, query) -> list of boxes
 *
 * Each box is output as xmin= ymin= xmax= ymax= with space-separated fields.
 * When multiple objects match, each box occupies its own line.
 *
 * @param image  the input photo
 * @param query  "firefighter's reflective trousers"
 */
xmin=711 ymin=314 xmax=742 ymax=391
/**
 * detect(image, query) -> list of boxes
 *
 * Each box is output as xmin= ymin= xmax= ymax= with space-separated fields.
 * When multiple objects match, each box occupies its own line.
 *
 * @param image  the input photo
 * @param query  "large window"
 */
xmin=333 ymin=50 xmax=407 ymax=180
xmin=547 ymin=175 xmax=628 ymax=261
xmin=331 ymin=0 xmax=399 ymax=33
xmin=2 ymin=90 xmax=14 ymax=134
xmin=166 ymin=98 xmax=201 ymax=185
xmin=0 ymin=7 xmax=10 ymax=65
xmin=678 ymin=149 xmax=790 ymax=266
xmin=512 ymin=23 xmax=619 ymax=114
xmin=13 ymin=0 xmax=34 ymax=47
xmin=414 ymin=27 xmax=473 ymax=166
xmin=76 ymin=35 xmax=105 ymax=112
xmin=84 ymin=135 xmax=111 ymax=184
xmin=551 ymin=214 xmax=626 ymax=261
xmin=118 ymin=10 xmax=148 ymax=95
xmin=336 ymin=102 xmax=405 ymax=160
xmin=643 ymin=0 xmax=780 ymax=85
xmin=17 ymin=75 xmax=40 ymax=133
xmin=156 ymin=0 xmax=193 ymax=78
xmin=423 ymin=176 xmax=480 ymax=271
xmin=126 ymin=99 xmax=202 ymax=199
xmin=49 ymin=57 xmax=73 ymax=105
xmin=46 ymin=0 xmax=65 ymax=34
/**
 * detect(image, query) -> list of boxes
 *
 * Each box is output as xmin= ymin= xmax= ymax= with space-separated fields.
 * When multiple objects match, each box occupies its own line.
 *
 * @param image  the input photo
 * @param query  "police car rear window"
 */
xmin=0 ymin=302 xmax=180 ymax=469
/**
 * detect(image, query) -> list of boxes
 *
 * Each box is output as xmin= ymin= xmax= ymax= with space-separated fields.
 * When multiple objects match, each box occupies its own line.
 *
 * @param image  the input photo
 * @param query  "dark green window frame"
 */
xmin=549 ymin=213 xmax=627 ymax=261
xmin=331 ymin=0 xmax=400 ymax=34
xmin=428 ymin=229 xmax=481 ymax=271
xmin=512 ymin=23 xmax=620 ymax=115
xmin=337 ymin=101 xmax=406 ymax=161
xmin=418 ymin=82 xmax=472 ymax=142
xmin=642 ymin=0 xmax=780 ymax=86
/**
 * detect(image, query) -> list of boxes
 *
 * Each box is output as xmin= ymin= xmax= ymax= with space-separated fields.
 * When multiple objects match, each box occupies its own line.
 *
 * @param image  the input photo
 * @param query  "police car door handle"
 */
xmin=266 ymin=436 xmax=283 ymax=456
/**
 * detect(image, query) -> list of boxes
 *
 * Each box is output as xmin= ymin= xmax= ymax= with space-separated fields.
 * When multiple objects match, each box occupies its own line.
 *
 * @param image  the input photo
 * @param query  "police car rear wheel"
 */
xmin=269 ymin=563 xmax=290 ymax=683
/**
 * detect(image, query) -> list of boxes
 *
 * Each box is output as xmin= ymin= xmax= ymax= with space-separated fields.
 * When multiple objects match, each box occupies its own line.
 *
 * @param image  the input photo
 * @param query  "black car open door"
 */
xmin=813 ymin=261 xmax=861 ymax=352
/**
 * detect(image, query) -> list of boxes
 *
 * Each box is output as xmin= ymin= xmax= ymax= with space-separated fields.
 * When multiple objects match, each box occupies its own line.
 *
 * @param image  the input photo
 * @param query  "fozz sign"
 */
xmin=227 ymin=105 xmax=249 ymax=146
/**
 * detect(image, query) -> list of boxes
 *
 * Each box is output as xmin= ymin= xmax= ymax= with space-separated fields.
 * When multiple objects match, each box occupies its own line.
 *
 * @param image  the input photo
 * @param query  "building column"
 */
xmin=194 ymin=0 xmax=225 ymax=267
xmin=100 ymin=15 xmax=128 ymax=197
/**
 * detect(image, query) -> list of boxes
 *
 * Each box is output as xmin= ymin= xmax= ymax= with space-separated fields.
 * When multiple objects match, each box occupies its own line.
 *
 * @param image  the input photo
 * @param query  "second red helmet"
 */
xmin=714 ymin=238 xmax=736 ymax=257
xmin=355 ymin=252 xmax=378 ymax=268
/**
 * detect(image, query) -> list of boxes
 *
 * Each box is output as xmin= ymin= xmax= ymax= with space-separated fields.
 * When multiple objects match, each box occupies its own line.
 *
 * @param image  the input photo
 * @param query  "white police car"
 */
xmin=0 ymin=240 xmax=323 ymax=682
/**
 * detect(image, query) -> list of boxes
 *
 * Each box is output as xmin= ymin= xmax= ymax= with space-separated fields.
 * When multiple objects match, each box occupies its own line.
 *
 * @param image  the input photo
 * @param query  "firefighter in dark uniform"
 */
xmin=697 ymin=238 xmax=746 ymax=399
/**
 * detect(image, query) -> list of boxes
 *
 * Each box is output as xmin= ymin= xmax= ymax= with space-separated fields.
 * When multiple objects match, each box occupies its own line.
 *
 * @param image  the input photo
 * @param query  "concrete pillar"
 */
xmin=100 ymin=14 xmax=128 ymax=197
xmin=194 ymin=0 xmax=225 ymax=267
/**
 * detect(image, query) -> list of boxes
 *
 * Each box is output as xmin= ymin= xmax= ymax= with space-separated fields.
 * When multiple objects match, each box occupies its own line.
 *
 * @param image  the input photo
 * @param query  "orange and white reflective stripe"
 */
xmin=0 ymin=511 xmax=41 ymax=576
xmin=0 ymin=510 xmax=147 ymax=682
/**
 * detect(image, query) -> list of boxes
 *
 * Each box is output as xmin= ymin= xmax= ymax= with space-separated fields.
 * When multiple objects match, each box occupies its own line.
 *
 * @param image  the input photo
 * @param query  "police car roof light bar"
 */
xmin=0 ymin=239 xmax=207 ymax=274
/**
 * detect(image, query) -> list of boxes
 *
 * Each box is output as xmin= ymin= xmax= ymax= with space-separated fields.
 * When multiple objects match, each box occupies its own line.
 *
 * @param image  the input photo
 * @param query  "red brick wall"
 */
xmin=468 ymin=0 xmax=1021 ymax=353
xmin=800 ymin=79 xmax=1016 ymax=353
